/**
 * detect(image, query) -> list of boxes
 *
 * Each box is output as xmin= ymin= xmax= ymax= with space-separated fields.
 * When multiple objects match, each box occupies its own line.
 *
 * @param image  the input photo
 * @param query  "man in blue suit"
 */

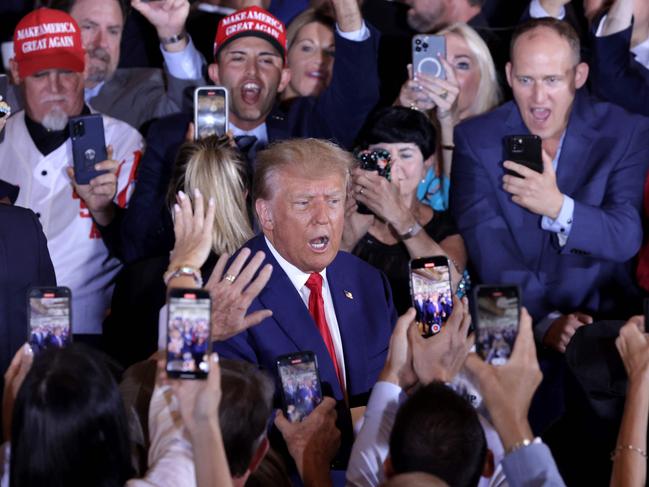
xmin=451 ymin=17 xmax=649 ymax=354
xmin=213 ymin=138 xmax=397 ymax=469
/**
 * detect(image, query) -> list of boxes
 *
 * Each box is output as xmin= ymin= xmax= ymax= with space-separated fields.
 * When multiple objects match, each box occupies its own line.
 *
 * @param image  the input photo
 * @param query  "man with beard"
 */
xmin=0 ymin=8 xmax=143 ymax=343
xmin=42 ymin=0 xmax=205 ymax=131
xmin=119 ymin=1 xmax=379 ymax=262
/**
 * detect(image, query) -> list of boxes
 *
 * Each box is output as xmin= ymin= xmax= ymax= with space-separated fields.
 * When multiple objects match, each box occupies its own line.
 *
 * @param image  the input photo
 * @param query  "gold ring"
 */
xmin=224 ymin=274 xmax=236 ymax=283
xmin=440 ymin=90 xmax=448 ymax=100
xmin=359 ymin=187 xmax=364 ymax=195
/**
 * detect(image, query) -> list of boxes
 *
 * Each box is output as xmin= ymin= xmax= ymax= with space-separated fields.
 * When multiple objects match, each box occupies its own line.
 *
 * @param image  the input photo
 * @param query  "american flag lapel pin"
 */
xmin=344 ymin=290 xmax=354 ymax=300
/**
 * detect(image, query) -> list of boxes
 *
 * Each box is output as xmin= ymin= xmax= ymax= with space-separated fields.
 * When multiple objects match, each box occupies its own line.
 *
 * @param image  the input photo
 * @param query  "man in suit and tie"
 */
xmin=212 ymin=138 xmax=397 ymax=470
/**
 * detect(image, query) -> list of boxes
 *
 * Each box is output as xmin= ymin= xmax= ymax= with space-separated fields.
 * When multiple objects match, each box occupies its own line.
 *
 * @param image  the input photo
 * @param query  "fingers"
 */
xmin=4 ymin=343 xmax=32 ymax=384
xmin=206 ymin=353 xmax=221 ymax=397
xmin=221 ymin=248 xmax=254 ymax=284
xmin=207 ymin=253 xmax=231 ymax=288
xmin=186 ymin=122 xmax=194 ymax=142
xmin=573 ymin=312 xmax=594 ymax=325
xmin=240 ymin=262 xmax=273 ymax=303
xmin=395 ymin=308 xmax=417 ymax=335
xmin=243 ymin=309 xmax=274 ymax=330
xmin=511 ymin=307 xmax=537 ymax=363
xmin=502 ymin=160 xmax=537 ymax=181
xmin=274 ymin=409 xmax=290 ymax=431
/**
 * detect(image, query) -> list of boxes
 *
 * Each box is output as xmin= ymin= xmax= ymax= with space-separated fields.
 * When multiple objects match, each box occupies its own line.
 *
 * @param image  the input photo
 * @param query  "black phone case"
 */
xmin=70 ymin=114 xmax=108 ymax=185
xmin=0 ymin=74 xmax=8 ymax=144
xmin=505 ymin=135 xmax=543 ymax=177
xmin=412 ymin=34 xmax=446 ymax=79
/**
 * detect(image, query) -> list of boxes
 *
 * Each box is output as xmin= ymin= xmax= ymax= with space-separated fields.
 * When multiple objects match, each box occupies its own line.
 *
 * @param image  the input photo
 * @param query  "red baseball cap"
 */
xmin=13 ymin=8 xmax=85 ymax=79
xmin=214 ymin=6 xmax=287 ymax=61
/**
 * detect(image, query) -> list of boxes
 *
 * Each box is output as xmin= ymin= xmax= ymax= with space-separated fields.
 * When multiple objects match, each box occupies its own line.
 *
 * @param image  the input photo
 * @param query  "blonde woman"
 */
xmin=397 ymin=22 xmax=503 ymax=210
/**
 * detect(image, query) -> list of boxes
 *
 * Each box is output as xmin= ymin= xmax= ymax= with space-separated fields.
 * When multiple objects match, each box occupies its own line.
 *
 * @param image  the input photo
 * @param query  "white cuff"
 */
xmin=335 ymin=21 xmax=370 ymax=42
xmin=160 ymin=35 xmax=203 ymax=80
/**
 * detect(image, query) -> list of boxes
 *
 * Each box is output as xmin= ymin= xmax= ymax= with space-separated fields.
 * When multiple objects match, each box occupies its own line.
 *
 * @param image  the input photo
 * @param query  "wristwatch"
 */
xmin=163 ymin=265 xmax=203 ymax=287
xmin=400 ymin=221 xmax=423 ymax=240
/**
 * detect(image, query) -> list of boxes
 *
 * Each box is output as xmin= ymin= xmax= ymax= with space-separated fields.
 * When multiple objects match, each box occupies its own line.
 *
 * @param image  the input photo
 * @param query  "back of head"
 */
xmin=356 ymin=106 xmax=437 ymax=160
xmin=436 ymin=22 xmax=502 ymax=117
xmin=219 ymin=359 xmax=275 ymax=478
xmin=389 ymin=382 xmax=486 ymax=487
xmin=384 ymin=472 xmax=449 ymax=487
xmin=10 ymin=344 xmax=133 ymax=487
xmin=252 ymin=138 xmax=354 ymax=203
xmin=168 ymin=135 xmax=253 ymax=255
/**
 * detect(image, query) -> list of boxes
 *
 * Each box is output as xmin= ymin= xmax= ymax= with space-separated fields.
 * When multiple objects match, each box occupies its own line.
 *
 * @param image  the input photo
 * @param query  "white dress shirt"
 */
xmin=265 ymin=237 xmax=348 ymax=389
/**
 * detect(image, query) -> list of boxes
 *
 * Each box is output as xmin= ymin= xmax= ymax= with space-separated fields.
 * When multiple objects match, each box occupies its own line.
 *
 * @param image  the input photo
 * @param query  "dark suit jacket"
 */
xmin=0 ymin=205 xmax=55 ymax=381
xmin=117 ymin=27 xmax=380 ymax=263
xmin=214 ymin=234 xmax=396 ymax=469
xmin=591 ymin=21 xmax=649 ymax=117
xmin=450 ymin=90 xmax=649 ymax=337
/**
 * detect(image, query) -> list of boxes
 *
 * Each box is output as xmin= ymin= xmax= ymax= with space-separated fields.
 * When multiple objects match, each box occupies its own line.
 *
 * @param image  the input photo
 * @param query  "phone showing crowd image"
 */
xmin=474 ymin=285 xmax=520 ymax=366
xmin=194 ymin=86 xmax=228 ymax=140
xmin=412 ymin=34 xmax=446 ymax=79
xmin=27 ymin=287 xmax=72 ymax=354
xmin=166 ymin=288 xmax=212 ymax=379
xmin=276 ymin=351 xmax=323 ymax=423
xmin=409 ymin=256 xmax=453 ymax=338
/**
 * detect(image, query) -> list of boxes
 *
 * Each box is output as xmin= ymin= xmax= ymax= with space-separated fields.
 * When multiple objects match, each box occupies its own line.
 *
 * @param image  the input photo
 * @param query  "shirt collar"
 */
xmin=230 ymin=122 xmax=268 ymax=147
xmin=631 ymin=34 xmax=649 ymax=69
xmin=84 ymin=81 xmax=104 ymax=103
xmin=264 ymin=236 xmax=327 ymax=292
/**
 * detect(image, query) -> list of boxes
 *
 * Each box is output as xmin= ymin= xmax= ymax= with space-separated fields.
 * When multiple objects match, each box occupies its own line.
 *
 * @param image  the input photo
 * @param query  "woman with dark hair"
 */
xmin=2 ymin=343 xmax=231 ymax=487
xmin=341 ymin=106 xmax=467 ymax=314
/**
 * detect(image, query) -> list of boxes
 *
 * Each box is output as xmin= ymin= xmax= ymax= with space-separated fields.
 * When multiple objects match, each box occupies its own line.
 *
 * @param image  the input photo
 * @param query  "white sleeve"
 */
xmin=160 ymin=36 xmax=204 ymax=80
xmin=346 ymin=381 xmax=404 ymax=487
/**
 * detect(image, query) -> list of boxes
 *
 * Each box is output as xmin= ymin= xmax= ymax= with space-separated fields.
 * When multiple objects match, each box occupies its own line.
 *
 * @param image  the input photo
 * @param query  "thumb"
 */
xmin=274 ymin=409 xmax=291 ymax=432
xmin=541 ymin=149 xmax=554 ymax=175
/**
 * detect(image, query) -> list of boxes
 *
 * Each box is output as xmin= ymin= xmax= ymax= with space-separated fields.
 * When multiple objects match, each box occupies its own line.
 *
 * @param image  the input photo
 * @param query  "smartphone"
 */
xmin=473 ymin=285 xmax=520 ymax=365
xmin=412 ymin=34 xmax=446 ymax=79
xmin=0 ymin=74 xmax=8 ymax=143
xmin=27 ymin=286 xmax=72 ymax=354
xmin=276 ymin=351 xmax=323 ymax=423
xmin=354 ymin=148 xmax=392 ymax=215
xmin=194 ymin=86 xmax=228 ymax=140
xmin=166 ymin=288 xmax=212 ymax=379
xmin=504 ymin=135 xmax=543 ymax=177
xmin=409 ymin=256 xmax=453 ymax=338
xmin=69 ymin=114 xmax=108 ymax=185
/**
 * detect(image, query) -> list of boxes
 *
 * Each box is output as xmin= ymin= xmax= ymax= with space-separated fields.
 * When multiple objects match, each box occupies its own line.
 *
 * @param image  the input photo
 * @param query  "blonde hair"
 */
xmin=437 ymin=22 xmax=502 ymax=118
xmin=168 ymin=136 xmax=253 ymax=255
xmin=286 ymin=8 xmax=335 ymax=51
xmin=253 ymin=138 xmax=353 ymax=203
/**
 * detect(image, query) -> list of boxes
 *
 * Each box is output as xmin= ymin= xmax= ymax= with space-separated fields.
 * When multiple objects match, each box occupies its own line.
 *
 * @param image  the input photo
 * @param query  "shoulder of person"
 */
xmin=455 ymin=101 xmax=515 ymax=138
xmin=101 ymin=113 xmax=144 ymax=147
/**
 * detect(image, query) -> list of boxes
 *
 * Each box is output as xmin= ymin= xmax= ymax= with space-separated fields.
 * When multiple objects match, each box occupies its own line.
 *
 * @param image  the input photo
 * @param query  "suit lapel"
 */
xmin=327 ymin=256 xmax=368 ymax=397
xmin=254 ymin=237 xmax=344 ymax=397
xmin=555 ymin=91 xmax=598 ymax=198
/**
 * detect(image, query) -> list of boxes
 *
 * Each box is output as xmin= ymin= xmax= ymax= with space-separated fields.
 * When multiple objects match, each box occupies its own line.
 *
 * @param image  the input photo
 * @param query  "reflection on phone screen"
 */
xmin=29 ymin=294 xmax=71 ymax=353
xmin=411 ymin=264 xmax=453 ymax=337
xmin=476 ymin=290 xmax=519 ymax=365
xmin=167 ymin=295 xmax=211 ymax=376
xmin=278 ymin=360 xmax=322 ymax=423
xmin=196 ymin=92 xmax=226 ymax=139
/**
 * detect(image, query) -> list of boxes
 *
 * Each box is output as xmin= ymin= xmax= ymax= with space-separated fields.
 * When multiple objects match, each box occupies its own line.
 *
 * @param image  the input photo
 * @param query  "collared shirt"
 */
xmin=540 ymin=132 xmax=574 ymax=247
xmin=84 ymin=36 xmax=203 ymax=104
xmin=529 ymin=0 xmax=566 ymax=20
xmin=265 ymin=236 xmax=347 ymax=389
xmin=595 ymin=15 xmax=649 ymax=69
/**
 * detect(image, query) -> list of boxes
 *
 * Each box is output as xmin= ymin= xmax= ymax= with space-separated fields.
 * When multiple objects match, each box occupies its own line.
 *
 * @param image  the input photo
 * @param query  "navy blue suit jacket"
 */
xmin=450 ymin=91 xmax=649 ymax=336
xmin=117 ymin=27 xmax=380 ymax=263
xmin=591 ymin=21 xmax=649 ymax=116
xmin=213 ymin=234 xmax=397 ymax=403
xmin=0 ymin=205 xmax=55 ymax=382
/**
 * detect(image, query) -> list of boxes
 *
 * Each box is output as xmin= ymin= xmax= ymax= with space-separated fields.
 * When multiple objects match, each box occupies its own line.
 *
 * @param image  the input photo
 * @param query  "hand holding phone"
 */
xmin=28 ymin=287 xmax=72 ymax=354
xmin=277 ymin=352 xmax=323 ymax=423
xmin=473 ymin=285 xmax=520 ymax=365
xmin=409 ymin=256 xmax=454 ymax=338
xmin=504 ymin=135 xmax=543 ymax=177
xmin=353 ymin=148 xmax=392 ymax=215
xmin=166 ymin=288 xmax=212 ymax=379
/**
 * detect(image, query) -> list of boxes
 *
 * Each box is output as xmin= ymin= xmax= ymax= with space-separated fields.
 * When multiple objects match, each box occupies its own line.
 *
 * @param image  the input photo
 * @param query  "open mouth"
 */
xmin=306 ymin=70 xmax=326 ymax=80
xmin=530 ymin=107 xmax=551 ymax=123
xmin=308 ymin=236 xmax=329 ymax=252
xmin=241 ymin=82 xmax=261 ymax=105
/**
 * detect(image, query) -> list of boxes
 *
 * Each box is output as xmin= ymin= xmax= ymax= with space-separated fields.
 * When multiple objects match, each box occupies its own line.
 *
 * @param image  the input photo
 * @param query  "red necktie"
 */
xmin=305 ymin=273 xmax=344 ymax=389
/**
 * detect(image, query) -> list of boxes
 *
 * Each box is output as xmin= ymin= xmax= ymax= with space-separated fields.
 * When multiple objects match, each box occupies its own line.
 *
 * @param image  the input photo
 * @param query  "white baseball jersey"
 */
xmin=0 ymin=110 xmax=143 ymax=334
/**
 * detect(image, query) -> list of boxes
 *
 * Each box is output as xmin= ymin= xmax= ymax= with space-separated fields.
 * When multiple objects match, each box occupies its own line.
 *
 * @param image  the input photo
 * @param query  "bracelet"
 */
xmin=506 ymin=437 xmax=541 ymax=455
xmin=163 ymin=265 xmax=203 ymax=287
xmin=400 ymin=221 xmax=423 ymax=240
xmin=611 ymin=444 xmax=648 ymax=460
xmin=441 ymin=144 xmax=455 ymax=151
xmin=160 ymin=31 xmax=186 ymax=46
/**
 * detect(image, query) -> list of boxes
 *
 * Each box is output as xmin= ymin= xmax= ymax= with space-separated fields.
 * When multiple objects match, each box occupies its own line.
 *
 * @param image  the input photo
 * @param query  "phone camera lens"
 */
xmin=415 ymin=39 xmax=421 ymax=45
xmin=422 ymin=42 xmax=429 ymax=49
xmin=415 ymin=47 xmax=421 ymax=52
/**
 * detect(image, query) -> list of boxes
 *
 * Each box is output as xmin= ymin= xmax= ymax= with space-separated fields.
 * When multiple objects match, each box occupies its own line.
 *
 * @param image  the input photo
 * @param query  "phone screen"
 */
xmin=410 ymin=257 xmax=453 ymax=337
xmin=166 ymin=290 xmax=211 ymax=379
xmin=194 ymin=87 xmax=228 ymax=140
xmin=277 ymin=353 xmax=323 ymax=423
xmin=28 ymin=287 xmax=72 ymax=353
xmin=475 ymin=286 xmax=520 ymax=365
